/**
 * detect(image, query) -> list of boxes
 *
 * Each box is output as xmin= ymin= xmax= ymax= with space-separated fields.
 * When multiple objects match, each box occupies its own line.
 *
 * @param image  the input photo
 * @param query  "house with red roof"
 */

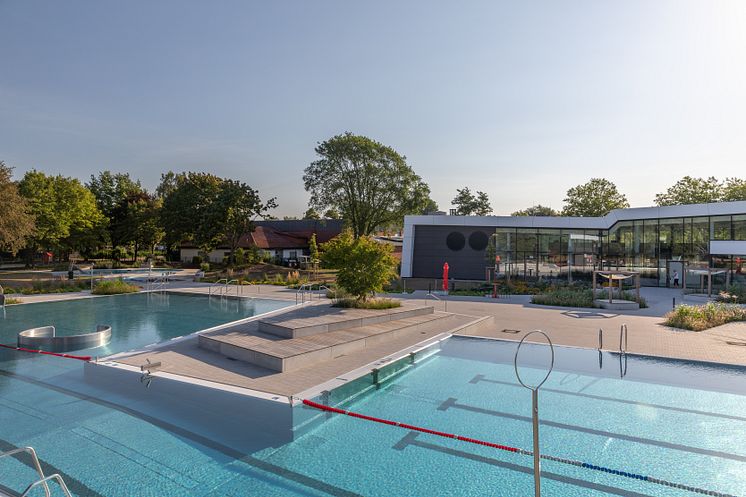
xmin=179 ymin=219 xmax=344 ymax=265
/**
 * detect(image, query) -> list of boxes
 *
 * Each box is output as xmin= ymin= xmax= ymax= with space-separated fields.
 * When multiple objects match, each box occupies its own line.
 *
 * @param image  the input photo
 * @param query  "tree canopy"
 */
xmin=159 ymin=172 xmax=275 ymax=260
xmin=511 ymin=204 xmax=559 ymax=217
xmin=654 ymin=176 xmax=723 ymax=206
xmin=0 ymin=162 xmax=35 ymax=254
xmin=654 ymin=176 xmax=746 ymax=205
xmin=303 ymin=132 xmax=434 ymax=236
xmin=18 ymin=170 xmax=107 ymax=255
xmin=561 ymin=178 xmax=629 ymax=217
xmin=451 ymin=187 xmax=492 ymax=216
xmin=321 ymin=229 xmax=398 ymax=301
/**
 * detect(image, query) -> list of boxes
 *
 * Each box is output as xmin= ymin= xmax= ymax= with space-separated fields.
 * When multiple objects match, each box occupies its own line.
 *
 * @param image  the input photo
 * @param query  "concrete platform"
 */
xmin=595 ymin=299 xmax=640 ymax=310
xmin=257 ymin=302 xmax=434 ymax=338
xmin=201 ymin=311 xmax=454 ymax=372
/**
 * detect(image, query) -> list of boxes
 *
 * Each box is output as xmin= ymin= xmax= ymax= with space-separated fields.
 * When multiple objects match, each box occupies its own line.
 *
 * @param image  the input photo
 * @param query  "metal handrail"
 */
xmin=209 ymin=279 xmax=228 ymax=296
xmin=21 ymin=474 xmax=72 ymax=497
xmin=0 ymin=446 xmax=52 ymax=497
xmin=619 ymin=323 xmax=628 ymax=354
xmin=226 ymin=279 xmax=241 ymax=297
xmin=296 ymin=283 xmax=313 ymax=304
xmin=598 ymin=328 xmax=603 ymax=350
xmin=425 ymin=292 xmax=447 ymax=312
xmin=317 ymin=285 xmax=329 ymax=300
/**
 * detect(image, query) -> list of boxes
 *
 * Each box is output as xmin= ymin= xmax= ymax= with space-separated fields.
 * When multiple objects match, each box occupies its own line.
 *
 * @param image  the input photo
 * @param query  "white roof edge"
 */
xmin=405 ymin=201 xmax=746 ymax=230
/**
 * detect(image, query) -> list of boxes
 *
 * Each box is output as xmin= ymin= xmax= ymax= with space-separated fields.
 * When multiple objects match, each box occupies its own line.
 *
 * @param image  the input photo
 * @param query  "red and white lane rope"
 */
xmin=0 ymin=343 xmax=91 ymax=361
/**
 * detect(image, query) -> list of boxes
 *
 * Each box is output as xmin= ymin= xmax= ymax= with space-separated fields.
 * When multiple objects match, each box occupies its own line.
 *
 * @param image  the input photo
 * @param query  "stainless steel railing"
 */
xmin=0 ymin=446 xmax=72 ymax=497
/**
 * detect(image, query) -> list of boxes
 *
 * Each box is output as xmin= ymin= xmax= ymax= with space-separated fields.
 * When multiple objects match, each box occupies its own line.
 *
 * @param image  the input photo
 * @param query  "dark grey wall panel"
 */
xmin=412 ymin=225 xmax=491 ymax=280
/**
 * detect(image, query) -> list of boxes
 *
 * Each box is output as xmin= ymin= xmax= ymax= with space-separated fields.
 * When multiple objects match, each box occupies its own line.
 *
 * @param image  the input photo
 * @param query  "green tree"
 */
xmin=160 ymin=173 xmax=275 ymax=262
xmin=87 ymin=171 xmax=145 ymax=254
xmin=0 ymin=162 xmax=35 ymax=254
xmin=309 ymin=233 xmax=319 ymax=262
xmin=654 ymin=176 xmax=723 ymax=206
xmin=420 ymin=198 xmax=440 ymax=214
xmin=511 ymin=204 xmax=559 ymax=216
xmin=321 ymin=229 xmax=398 ymax=301
xmin=215 ymin=179 xmax=277 ymax=264
xmin=303 ymin=207 xmax=321 ymax=220
xmin=722 ymin=178 xmax=746 ymax=202
xmin=323 ymin=208 xmax=341 ymax=219
xmin=160 ymin=172 xmax=223 ymax=249
xmin=451 ymin=187 xmax=492 ymax=216
xmin=18 ymin=170 xmax=106 ymax=258
xmin=304 ymin=132 xmax=433 ymax=236
xmin=562 ymin=178 xmax=629 ymax=217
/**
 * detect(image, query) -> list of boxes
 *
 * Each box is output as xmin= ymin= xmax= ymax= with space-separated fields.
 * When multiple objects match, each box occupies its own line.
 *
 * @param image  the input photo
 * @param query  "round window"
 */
xmin=446 ymin=232 xmax=466 ymax=251
xmin=469 ymin=231 xmax=489 ymax=251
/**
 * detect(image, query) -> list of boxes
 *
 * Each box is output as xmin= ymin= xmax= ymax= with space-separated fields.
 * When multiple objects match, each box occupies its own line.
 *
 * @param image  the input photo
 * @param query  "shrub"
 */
xmin=664 ymin=302 xmax=746 ymax=331
xmin=200 ymin=262 xmax=210 ymax=272
xmin=334 ymin=297 xmax=401 ymax=309
xmin=321 ymin=230 xmax=397 ymax=302
xmin=92 ymin=279 xmax=140 ymax=295
xmin=531 ymin=288 xmax=595 ymax=308
xmin=3 ymin=297 xmax=21 ymax=305
xmin=717 ymin=285 xmax=746 ymax=304
xmin=192 ymin=255 xmax=202 ymax=265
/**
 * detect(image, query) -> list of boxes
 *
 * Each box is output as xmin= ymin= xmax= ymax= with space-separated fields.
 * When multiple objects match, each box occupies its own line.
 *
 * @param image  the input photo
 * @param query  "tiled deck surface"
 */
xmin=440 ymin=298 xmax=746 ymax=366
xmin=116 ymin=312 xmax=475 ymax=396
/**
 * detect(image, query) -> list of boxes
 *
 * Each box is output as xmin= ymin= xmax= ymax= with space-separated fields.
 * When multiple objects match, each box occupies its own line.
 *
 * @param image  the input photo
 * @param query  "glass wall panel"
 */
xmin=733 ymin=215 xmax=746 ymax=241
xmin=712 ymin=216 xmax=732 ymax=240
xmin=691 ymin=217 xmax=710 ymax=266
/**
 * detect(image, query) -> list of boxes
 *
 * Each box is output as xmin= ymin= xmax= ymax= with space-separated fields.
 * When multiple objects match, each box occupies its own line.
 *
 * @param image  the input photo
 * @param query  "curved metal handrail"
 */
xmin=317 ymin=285 xmax=330 ymax=301
xmin=18 ymin=325 xmax=111 ymax=352
xmin=209 ymin=279 xmax=228 ymax=296
xmin=296 ymin=283 xmax=314 ymax=304
xmin=514 ymin=330 xmax=555 ymax=391
xmin=619 ymin=323 xmax=628 ymax=354
xmin=21 ymin=473 xmax=72 ymax=497
xmin=0 ymin=447 xmax=51 ymax=497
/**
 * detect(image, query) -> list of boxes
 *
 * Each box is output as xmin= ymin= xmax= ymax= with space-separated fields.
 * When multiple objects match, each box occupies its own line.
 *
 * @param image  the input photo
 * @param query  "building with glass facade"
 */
xmin=401 ymin=201 xmax=746 ymax=288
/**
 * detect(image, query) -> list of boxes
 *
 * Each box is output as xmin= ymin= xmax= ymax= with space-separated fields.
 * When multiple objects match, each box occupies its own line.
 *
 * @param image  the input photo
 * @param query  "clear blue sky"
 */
xmin=2 ymin=0 xmax=745 ymax=217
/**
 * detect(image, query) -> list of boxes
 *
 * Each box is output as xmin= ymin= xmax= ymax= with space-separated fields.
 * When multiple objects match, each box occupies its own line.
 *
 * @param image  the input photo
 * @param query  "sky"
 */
xmin=1 ymin=0 xmax=746 ymax=217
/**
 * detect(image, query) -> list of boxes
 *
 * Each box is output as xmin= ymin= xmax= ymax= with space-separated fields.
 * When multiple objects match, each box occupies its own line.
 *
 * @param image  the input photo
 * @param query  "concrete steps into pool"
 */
xmin=257 ymin=304 xmax=435 ymax=338
xmin=198 ymin=302 xmax=455 ymax=372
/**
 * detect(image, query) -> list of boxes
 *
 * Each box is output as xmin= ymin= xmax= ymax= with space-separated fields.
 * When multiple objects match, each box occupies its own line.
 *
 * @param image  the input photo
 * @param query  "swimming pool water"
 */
xmin=1 ymin=298 xmax=745 ymax=497
xmin=0 ymin=292 xmax=290 ymax=356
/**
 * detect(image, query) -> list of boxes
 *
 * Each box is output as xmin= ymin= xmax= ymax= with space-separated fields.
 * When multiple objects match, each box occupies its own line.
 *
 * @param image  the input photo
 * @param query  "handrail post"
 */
xmin=514 ymin=331 xmax=555 ymax=497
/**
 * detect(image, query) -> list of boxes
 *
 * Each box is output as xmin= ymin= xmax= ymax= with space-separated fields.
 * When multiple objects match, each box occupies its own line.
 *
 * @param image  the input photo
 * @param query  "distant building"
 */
xmin=402 ymin=201 xmax=746 ymax=288
xmin=180 ymin=219 xmax=344 ymax=265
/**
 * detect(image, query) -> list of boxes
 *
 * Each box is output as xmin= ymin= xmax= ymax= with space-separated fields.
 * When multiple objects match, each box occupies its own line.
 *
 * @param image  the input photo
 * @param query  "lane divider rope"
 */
xmin=0 ymin=343 xmax=91 ymax=361
xmin=302 ymin=399 xmax=738 ymax=497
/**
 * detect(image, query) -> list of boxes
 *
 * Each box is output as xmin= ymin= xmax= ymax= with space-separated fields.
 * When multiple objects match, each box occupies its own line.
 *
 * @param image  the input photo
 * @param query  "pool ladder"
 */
xmin=0 ymin=446 xmax=72 ymax=497
xmin=597 ymin=324 xmax=628 ymax=354
xmin=598 ymin=324 xmax=628 ymax=378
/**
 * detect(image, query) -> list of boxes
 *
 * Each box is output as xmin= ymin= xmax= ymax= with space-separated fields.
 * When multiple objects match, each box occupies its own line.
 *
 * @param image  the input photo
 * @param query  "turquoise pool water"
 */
xmin=0 ymin=292 xmax=290 ymax=356
xmin=1 ymin=299 xmax=745 ymax=497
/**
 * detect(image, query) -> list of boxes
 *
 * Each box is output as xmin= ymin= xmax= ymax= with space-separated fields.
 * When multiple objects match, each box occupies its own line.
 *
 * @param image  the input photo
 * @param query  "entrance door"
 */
xmin=665 ymin=260 xmax=685 ymax=288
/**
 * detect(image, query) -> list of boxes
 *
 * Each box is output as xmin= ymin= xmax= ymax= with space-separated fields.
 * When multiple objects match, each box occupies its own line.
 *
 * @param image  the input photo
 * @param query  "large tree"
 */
xmin=722 ymin=178 xmax=746 ymax=202
xmin=88 ymin=171 xmax=149 ymax=256
xmin=654 ymin=176 xmax=723 ymax=206
xmin=451 ymin=187 xmax=492 ymax=216
xmin=0 ymin=162 xmax=35 ymax=255
xmin=511 ymin=204 xmax=559 ymax=217
xmin=18 ymin=170 xmax=106 ymax=258
xmin=562 ymin=178 xmax=629 ymax=217
xmin=303 ymin=132 xmax=434 ymax=236
xmin=160 ymin=172 xmax=275 ymax=261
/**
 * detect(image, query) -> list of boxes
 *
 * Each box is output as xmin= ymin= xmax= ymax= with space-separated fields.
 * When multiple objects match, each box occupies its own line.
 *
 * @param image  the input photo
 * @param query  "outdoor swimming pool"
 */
xmin=0 ymin=292 xmax=291 ymax=356
xmin=0 ymin=301 xmax=745 ymax=497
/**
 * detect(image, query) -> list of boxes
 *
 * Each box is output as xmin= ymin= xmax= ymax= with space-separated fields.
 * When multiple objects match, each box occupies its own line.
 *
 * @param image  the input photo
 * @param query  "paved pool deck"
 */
xmin=8 ymin=283 xmax=746 ymax=367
